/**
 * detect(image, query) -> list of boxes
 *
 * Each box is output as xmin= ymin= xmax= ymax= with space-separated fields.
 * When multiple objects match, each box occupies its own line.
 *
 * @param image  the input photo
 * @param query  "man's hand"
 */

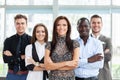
xmin=104 ymin=49 xmax=110 ymax=54
xmin=88 ymin=53 xmax=103 ymax=63
xmin=3 ymin=50 xmax=12 ymax=56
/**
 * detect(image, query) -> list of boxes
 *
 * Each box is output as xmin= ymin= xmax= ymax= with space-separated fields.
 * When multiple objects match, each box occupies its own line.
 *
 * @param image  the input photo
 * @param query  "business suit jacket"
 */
xmin=98 ymin=34 xmax=112 ymax=80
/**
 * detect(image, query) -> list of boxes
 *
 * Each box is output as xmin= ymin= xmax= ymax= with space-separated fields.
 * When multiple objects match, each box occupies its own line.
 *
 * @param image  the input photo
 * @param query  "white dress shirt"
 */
xmin=75 ymin=36 xmax=104 ymax=78
xmin=25 ymin=41 xmax=46 ymax=80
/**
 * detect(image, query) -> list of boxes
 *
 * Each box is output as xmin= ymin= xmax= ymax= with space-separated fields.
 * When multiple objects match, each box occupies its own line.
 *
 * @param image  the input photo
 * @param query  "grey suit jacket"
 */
xmin=98 ymin=35 xmax=112 ymax=80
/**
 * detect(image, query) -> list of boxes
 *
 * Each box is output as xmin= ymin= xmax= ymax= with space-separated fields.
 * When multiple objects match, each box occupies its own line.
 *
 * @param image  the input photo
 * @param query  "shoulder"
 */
xmin=100 ymin=35 xmax=111 ymax=40
xmin=25 ymin=44 xmax=32 ymax=50
xmin=25 ymin=33 xmax=32 ymax=39
xmin=4 ymin=34 xmax=16 ymax=42
xmin=26 ymin=34 xmax=31 ymax=37
xmin=73 ymin=40 xmax=79 ymax=44
xmin=72 ymin=40 xmax=80 ymax=48
xmin=100 ymin=35 xmax=111 ymax=43
xmin=45 ymin=41 xmax=51 ymax=50
xmin=46 ymin=41 xmax=51 ymax=45
xmin=9 ymin=34 xmax=17 ymax=39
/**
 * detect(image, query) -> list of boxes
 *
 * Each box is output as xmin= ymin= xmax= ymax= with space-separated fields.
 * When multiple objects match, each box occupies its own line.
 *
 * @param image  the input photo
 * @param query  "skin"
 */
xmin=90 ymin=17 xmax=103 ymax=37
xmin=56 ymin=19 xmax=68 ymax=36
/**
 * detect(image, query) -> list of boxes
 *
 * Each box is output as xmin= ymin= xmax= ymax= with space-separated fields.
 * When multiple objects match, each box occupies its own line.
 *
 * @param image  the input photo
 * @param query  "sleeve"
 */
xmin=25 ymin=44 xmax=35 ymax=71
xmin=78 ymin=58 xmax=88 ymax=67
xmin=73 ymin=40 xmax=80 ymax=49
xmin=45 ymin=42 xmax=51 ymax=50
xmin=83 ymin=40 xmax=104 ymax=69
xmin=104 ymin=38 xmax=112 ymax=62
xmin=3 ymin=38 xmax=15 ymax=63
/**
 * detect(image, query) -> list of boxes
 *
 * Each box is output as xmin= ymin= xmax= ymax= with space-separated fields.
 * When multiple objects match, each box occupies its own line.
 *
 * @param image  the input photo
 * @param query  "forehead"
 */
xmin=15 ymin=18 xmax=26 ymax=23
xmin=36 ymin=26 xmax=45 ymax=30
xmin=91 ymin=17 xmax=102 ymax=22
xmin=58 ymin=19 xmax=67 ymax=24
xmin=78 ymin=19 xmax=90 ymax=26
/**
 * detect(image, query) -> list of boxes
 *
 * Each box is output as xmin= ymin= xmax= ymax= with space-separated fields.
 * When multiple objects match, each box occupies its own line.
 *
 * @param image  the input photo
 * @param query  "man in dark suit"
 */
xmin=3 ymin=14 xmax=31 ymax=80
xmin=90 ymin=14 xmax=112 ymax=80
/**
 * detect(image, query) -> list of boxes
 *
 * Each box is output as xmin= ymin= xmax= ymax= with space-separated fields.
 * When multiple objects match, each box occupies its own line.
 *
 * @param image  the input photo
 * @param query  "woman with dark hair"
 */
xmin=25 ymin=23 xmax=48 ymax=80
xmin=44 ymin=16 xmax=80 ymax=80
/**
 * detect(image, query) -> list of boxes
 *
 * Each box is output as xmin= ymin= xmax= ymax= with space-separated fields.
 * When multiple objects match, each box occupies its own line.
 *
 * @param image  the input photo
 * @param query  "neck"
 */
xmin=38 ymin=40 xmax=45 ymax=45
xmin=80 ymin=36 xmax=89 ymax=45
xmin=17 ymin=32 xmax=25 ymax=36
xmin=92 ymin=32 xmax=100 ymax=38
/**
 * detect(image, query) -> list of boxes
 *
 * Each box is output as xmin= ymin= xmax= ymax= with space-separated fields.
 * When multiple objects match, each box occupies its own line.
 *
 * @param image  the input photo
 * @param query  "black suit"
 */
xmin=3 ymin=33 xmax=31 ymax=71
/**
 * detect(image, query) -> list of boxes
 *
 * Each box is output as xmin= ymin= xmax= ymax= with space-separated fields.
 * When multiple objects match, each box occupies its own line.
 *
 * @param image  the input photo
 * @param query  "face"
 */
xmin=15 ymin=18 xmax=27 ymax=35
xmin=36 ymin=26 xmax=46 ymax=42
xmin=90 ymin=18 xmax=103 ymax=33
xmin=78 ymin=20 xmax=90 ymax=37
xmin=56 ymin=19 xmax=68 ymax=36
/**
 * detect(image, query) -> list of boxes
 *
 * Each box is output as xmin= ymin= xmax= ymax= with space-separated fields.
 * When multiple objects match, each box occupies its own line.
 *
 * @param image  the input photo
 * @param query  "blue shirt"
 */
xmin=75 ymin=36 xmax=104 ymax=78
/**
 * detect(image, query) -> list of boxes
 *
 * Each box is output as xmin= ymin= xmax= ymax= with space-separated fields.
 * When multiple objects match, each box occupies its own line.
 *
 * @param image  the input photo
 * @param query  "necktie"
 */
xmin=16 ymin=36 xmax=22 ymax=54
xmin=14 ymin=36 xmax=22 ymax=73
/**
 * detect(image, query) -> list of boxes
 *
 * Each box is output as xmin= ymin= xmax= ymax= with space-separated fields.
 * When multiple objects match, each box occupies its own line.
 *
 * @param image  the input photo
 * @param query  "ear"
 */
xmin=77 ymin=27 xmax=79 ymax=32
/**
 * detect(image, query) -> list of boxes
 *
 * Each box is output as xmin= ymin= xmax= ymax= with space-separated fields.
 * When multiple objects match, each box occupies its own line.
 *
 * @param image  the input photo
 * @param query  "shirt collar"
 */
xmin=35 ymin=41 xmax=46 ymax=46
xmin=91 ymin=33 xmax=100 ymax=39
xmin=77 ymin=35 xmax=91 ymax=41
xmin=16 ymin=33 xmax=26 ymax=38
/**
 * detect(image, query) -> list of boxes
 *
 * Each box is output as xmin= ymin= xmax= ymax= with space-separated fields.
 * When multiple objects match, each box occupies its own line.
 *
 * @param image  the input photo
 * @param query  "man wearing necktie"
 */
xmin=3 ymin=14 xmax=31 ymax=80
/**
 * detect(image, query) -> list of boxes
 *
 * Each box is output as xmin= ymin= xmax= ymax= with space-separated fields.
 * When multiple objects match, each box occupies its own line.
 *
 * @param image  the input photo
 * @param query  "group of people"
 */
xmin=2 ymin=14 xmax=112 ymax=80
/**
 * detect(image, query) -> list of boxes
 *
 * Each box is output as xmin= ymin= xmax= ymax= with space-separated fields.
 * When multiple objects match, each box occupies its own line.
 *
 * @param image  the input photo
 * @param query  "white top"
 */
xmin=25 ymin=41 xmax=46 ymax=80
xmin=75 ymin=36 xmax=104 ymax=78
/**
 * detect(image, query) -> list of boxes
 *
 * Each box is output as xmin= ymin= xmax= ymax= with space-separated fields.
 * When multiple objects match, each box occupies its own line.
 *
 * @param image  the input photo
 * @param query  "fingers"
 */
xmin=104 ymin=49 xmax=110 ymax=54
xmin=4 ymin=50 xmax=12 ymax=56
xmin=21 ymin=55 xmax=25 ymax=59
xmin=96 ymin=54 xmax=103 ymax=61
xmin=88 ymin=53 xmax=103 ymax=63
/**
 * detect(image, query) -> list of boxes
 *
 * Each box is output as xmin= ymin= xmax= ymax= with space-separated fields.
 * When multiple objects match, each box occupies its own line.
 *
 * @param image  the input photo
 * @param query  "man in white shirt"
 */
xmin=75 ymin=17 xmax=104 ymax=80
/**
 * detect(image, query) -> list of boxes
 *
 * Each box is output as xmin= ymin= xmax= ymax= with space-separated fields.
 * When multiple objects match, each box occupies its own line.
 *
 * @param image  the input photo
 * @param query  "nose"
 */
xmin=39 ymin=32 xmax=42 ymax=35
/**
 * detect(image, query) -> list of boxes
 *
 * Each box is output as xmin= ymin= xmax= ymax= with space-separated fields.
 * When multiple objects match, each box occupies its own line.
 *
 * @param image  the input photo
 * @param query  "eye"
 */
xmin=21 ymin=22 xmax=25 ymax=25
xmin=36 ymin=31 xmax=40 ymax=33
xmin=42 ymin=31 xmax=45 ymax=33
xmin=63 ymin=24 xmax=67 ymax=26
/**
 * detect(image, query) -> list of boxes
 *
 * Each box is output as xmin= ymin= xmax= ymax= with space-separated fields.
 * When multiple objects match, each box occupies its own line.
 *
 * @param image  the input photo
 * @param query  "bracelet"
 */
xmin=35 ymin=62 xmax=40 ymax=66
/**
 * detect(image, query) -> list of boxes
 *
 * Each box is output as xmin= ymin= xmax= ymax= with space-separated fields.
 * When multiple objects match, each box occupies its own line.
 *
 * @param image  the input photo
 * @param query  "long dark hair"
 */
xmin=51 ymin=16 xmax=73 ymax=54
xmin=31 ymin=23 xmax=48 ymax=44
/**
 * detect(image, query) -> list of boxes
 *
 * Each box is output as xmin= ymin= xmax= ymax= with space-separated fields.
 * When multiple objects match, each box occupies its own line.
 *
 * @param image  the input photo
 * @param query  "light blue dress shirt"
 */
xmin=75 ymin=36 xmax=104 ymax=78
